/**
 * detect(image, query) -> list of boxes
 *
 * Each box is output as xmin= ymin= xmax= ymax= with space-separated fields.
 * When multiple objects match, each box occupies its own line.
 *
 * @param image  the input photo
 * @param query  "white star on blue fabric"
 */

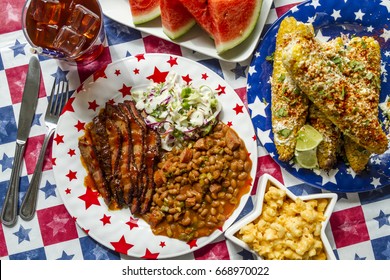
xmin=41 ymin=180 xmax=57 ymax=199
xmin=9 ymin=39 xmax=27 ymax=57
xmin=310 ymin=0 xmax=321 ymax=9
xmin=331 ymin=10 xmax=342 ymax=21
xmin=256 ymin=128 xmax=273 ymax=145
xmin=374 ymin=210 xmax=390 ymax=228
xmin=248 ymin=65 xmax=257 ymax=76
xmin=248 ymin=96 xmax=268 ymax=118
xmin=371 ymin=177 xmax=382 ymax=188
xmin=230 ymin=63 xmax=248 ymax=80
xmin=57 ymin=250 xmax=75 ymax=260
xmin=380 ymin=28 xmax=390 ymax=42
xmin=313 ymin=168 xmax=339 ymax=185
xmin=13 ymin=225 xmax=32 ymax=244
xmin=0 ymin=153 xmax=13 ymax=171
xmin=354 ymin=9 xmax=365 ymax=21
xmin=380 ymin=0 xmax=390 ymax=12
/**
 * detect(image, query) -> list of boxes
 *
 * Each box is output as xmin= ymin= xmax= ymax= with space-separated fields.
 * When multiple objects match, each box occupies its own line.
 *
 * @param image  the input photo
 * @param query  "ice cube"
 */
xmin=30 ymin=0 xmax=63 ymax=25
xmin=66 ymin=4 xmax=100 ymax=39
xmin=53 ymin=26 xmax=86 ymax=57
xmin=34 ymin=23 xmax=59 ymax=48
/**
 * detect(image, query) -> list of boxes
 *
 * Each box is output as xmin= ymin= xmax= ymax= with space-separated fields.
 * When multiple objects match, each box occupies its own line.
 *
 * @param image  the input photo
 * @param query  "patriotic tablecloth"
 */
xmin=1 ymin=0 xmax=390 ymax=260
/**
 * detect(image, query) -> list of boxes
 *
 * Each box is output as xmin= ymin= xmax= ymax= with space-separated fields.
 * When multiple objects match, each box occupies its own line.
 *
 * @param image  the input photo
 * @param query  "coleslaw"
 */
xmin=132 ymin=72 xmax=222 ymax=151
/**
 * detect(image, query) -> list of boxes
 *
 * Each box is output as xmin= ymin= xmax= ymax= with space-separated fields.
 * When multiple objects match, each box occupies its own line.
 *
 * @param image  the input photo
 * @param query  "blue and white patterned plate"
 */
xmin=248 ymin=0 xmax=390 ymax=192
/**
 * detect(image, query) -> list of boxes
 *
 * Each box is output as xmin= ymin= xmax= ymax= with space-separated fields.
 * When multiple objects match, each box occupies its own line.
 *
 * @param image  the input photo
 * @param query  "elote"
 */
xmin=308 ymin=104 xmax=341 ymax=170
xmin=271 ymin=17 xmax=310 ymax=161
xmin=281 ymin=18 xmax=388 ymax=155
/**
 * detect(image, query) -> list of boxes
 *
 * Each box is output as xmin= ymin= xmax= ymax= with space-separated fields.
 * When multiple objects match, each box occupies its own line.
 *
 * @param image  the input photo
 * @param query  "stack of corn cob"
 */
xmin=271 ymin=17 xmax=388 ymax=173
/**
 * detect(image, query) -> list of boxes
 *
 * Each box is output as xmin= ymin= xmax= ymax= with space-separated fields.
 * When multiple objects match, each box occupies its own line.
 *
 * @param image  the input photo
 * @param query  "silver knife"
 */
xmin=1 ymin=56 xmax=41 ymax=227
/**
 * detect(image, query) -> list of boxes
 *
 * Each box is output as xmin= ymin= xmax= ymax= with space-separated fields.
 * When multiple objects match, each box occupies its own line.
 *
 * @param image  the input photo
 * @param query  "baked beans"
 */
xmin=143 ymin=122 xmax=252 ymax=241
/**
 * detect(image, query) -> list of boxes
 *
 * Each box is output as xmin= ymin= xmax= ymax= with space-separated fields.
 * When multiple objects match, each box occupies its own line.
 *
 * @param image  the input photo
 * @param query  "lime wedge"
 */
xmin=295 ymin=125 xmax=324 ymax=152
xmin=295 ymin=149 xmax=319 ymax=169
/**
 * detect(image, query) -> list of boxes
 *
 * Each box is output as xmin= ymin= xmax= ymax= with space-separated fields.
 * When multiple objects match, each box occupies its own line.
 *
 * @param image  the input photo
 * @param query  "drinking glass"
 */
xmin=22 ymin=0 xmax=106 ymax=64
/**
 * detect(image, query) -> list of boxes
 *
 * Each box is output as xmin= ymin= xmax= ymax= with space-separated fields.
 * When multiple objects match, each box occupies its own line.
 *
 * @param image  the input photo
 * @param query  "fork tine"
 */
xmin=57 ymin=81 xmax=65 ymax=116
xmin=47 ymin=77 xmax=57 ymax=114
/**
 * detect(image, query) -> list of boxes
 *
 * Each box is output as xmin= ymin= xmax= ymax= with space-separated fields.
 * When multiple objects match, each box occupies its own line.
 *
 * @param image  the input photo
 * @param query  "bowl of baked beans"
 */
xmin=224 ymin=174 xmax=337 ymax=260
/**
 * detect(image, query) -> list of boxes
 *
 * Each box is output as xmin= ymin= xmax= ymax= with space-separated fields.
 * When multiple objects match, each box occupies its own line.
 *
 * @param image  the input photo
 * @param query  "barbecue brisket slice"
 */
xmin=78 ymin=128 xmax=111 ymax=205
xmin=78 ymin=100 xmax=161 ymax=215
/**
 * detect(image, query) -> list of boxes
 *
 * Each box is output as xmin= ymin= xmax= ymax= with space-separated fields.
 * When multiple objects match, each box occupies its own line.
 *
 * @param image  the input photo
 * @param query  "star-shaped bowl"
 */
xmin=225 ymin=174 xmax=337 ymax=260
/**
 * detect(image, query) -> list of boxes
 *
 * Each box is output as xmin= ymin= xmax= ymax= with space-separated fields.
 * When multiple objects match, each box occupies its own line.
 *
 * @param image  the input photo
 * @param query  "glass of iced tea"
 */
xmin=22 ymin=0 xmax=106 ymax=64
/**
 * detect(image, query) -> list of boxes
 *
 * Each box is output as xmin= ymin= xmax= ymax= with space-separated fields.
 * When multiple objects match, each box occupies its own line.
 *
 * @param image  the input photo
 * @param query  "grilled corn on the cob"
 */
xmin=281 ymin=18 xmax=388 ymax=154
xmin=271 ymin=17 xmax=310 ymax=161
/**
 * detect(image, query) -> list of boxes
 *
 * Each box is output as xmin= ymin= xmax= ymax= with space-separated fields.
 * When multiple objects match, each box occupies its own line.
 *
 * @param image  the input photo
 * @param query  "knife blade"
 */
xmin=1 ymin=56 xmax=41 ymax=227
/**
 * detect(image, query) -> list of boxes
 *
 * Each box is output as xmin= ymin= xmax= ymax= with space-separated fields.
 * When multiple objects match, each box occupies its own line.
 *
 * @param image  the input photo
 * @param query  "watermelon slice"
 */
xmin=178 ymin=0 xmax=214 ymax=37
xmin=160 ymin=0 xmax=196 ymax=40
xmin=128 ymin=0 xmax=161 ymax=25
xmin=179 ymin=0 xmax=262 ymax=54
xmin=209 ymin=0 xmax=262 ymax=53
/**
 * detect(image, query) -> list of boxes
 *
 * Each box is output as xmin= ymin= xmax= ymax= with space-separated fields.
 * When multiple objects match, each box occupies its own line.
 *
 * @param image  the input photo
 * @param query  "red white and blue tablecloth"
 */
xmin=0 ymin=0 xmax=390 ymax=260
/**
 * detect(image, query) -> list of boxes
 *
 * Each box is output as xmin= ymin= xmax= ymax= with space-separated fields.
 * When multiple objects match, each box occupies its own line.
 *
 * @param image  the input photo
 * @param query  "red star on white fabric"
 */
xmin=141 ymin=248 xmax=159 ymax=259
xmin=67 ymin=149 xmax=76 ymax=157
xmin=233 ymin=104 xmax=244 ymax=115
xmin=215 ymin=84 xmax=226 ymax=95
xmin=201 ymin=73 xmax=209 ymax=80
xmin=119 ymin=84 xmax=132 ymax=98
xmin=167 ymin=56 xmax=178 ymax=67
xmin=100 ymin=214 xmax=111 ymax=226
xmin=78 ymin=188 xmax=100 ymax=209
xmin=135 ymin=54 xmax=145 ymax=61
xmin=111 ymin=235 xmax=134 ymax=254
xmin=182 ymin=74 xmax=192 ymax=85
xmin=74 ymin=120 xmax=86 ymax=132
xmin=147 ymin=67 xmax=169 ymax=83
xmin=187 ymin=239 xmax=198 ymax=249
xmin=114 ymin=69 xmax=121 ymax=76
xmin=65 ymin=170 xmax=77 ymax=181
xmin=53 ymin=134 xmax=64 ymax=145
xmin=62 ymin=97 xmax=75 ymax=113
xmin=93 ymin=65 xmax=108 ymax=81
xmin=126 ymin=217 xmax=139 ymax=230
xmin=88 ymin=100 xmax=99 ymax=111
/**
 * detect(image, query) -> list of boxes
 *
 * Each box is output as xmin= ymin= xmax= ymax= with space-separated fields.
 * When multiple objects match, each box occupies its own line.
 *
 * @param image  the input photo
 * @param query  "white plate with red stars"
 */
xmin=52 ymin=53 xmax=258 ymax=259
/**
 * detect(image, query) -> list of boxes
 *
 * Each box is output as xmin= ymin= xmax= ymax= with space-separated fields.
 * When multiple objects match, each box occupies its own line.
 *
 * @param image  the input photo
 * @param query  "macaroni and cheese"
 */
xmin=236 ymin=185 xmax=329 ymax=260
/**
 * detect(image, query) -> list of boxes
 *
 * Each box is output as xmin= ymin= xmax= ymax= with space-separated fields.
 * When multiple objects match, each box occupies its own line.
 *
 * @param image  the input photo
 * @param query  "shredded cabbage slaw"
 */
xmin=132 ymin=72 xmax=222 ymax=151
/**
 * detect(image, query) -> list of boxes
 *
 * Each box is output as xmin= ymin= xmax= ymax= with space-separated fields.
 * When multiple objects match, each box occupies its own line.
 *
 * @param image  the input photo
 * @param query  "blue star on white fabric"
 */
xmin=41 ymin=180 xmax=57 ymax=199
xmin=57 ymin=250 xmax=75 ymax=260
xmin=237 ymin=249 xmax=255 ymax=260
xmin=354 ymin=253 xmax=366 ymax=260
xmin=51 ymin=67 xmax=69 ymax=83
xmin=0 ymin=153 xmax=13 ymax=171
xmin=374 ymin=210 xmax=390 ymax=228
xmin=13 ymin=225 xmax=32 ymax=244
xmin=9 ymin=39 xmax=27 ymax=57
xmin=230 ymin=63 xmax=247 ymax=79
xmin=32 ymin=113 xmax=42 ymax=127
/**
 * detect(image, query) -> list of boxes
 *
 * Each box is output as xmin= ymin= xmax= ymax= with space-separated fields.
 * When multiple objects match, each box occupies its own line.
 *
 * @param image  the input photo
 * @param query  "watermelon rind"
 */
xmin=215 ymin=0 xmax=262 ymax=54
xmin=132 ymin=5 xmax=161 ymax=25
xmin=163 ymin=19 xmax=196 ymax=40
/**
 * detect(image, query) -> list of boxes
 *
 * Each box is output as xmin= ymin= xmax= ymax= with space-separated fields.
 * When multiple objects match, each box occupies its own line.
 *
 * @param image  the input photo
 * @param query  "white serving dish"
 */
xmin=225 ymin=173 xmax=337 ymax=260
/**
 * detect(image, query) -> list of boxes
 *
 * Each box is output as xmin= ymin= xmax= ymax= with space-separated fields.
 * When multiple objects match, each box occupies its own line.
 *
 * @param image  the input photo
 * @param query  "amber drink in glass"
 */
xmin=22 ymin=0 xmax=105 ymax=64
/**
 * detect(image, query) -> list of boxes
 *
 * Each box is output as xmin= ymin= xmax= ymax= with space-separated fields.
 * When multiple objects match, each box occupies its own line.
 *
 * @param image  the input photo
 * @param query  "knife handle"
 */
xmin=1 ymin=142 xmax=25 ymax=227
xmin=20 ymin=128 xmax=55 ymax=221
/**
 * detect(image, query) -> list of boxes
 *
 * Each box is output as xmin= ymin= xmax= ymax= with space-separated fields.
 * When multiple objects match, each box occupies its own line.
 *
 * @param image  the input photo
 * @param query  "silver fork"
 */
xmin=19 ymin=77 xmax=69 ymax=221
